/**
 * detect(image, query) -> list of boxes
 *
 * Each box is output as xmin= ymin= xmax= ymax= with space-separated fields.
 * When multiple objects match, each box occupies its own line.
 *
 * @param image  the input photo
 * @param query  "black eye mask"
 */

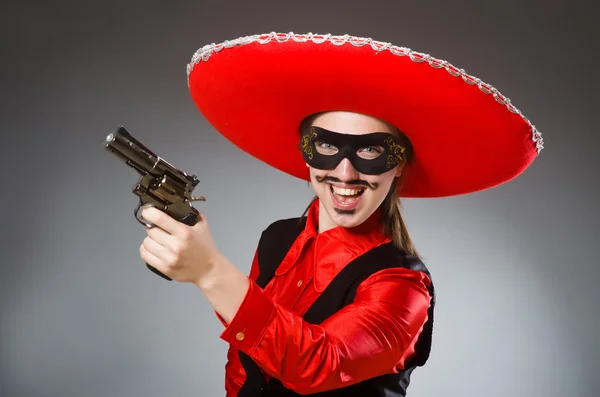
xmin=300 ymin=126 xmax=407 ymax=175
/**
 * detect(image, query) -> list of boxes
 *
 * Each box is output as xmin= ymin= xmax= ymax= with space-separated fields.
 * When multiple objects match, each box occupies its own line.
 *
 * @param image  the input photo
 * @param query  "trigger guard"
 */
xmin=135 ymin=203 xmax=155 ymax=228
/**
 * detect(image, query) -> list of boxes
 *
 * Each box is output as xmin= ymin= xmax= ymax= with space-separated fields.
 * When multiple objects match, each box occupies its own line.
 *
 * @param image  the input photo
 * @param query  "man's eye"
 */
xmin=314 ymin=141 xmax=338 ymax=155
xmin=360 ymin=146 xmax=382 ymax=153
xmin=357 ymin=146 xmax=384 ymax=159
xmin=316 ymin=141 xmax=335 ymax=149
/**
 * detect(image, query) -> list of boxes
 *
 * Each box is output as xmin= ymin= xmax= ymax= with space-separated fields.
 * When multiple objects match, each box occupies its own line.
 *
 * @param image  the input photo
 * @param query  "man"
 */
xmin=139 ymin=32 xmax=544 ymax=396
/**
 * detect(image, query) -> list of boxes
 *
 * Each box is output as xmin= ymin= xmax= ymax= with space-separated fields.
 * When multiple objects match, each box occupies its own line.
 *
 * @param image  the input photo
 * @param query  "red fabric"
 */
xmin=188 ymin=32 xmax=541 ymax=198
xmin=217 ymin=200 xmax=432 ymax=395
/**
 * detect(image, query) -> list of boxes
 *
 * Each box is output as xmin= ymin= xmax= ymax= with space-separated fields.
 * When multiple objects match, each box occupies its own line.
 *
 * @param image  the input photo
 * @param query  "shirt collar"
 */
xmin=275 ymin=199 xmax=391 ymax=289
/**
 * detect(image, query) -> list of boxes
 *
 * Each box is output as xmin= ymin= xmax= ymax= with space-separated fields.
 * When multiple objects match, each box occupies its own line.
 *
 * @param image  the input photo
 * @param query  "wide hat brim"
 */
xmin=186 ymin=32 xmax=544 ymax=198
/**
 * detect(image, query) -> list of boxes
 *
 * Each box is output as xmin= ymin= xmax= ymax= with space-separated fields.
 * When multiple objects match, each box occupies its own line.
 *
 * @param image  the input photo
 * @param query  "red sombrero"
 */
xmin=186 ymin=32 xmax=544 ymax=198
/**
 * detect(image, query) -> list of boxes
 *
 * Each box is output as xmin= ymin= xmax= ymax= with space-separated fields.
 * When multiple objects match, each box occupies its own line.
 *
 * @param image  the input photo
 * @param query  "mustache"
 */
xmin=315 ymin=175 xmax=377 ymax=190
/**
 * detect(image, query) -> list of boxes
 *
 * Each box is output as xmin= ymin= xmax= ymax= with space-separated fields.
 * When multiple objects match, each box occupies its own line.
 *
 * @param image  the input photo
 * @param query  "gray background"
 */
xmin=1 ymin=0 xmax=598 ymax=396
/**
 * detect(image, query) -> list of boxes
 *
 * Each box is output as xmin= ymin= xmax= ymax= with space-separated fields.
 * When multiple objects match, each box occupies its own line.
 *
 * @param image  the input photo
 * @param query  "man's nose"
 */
xmin=332 ymin=158 xmax=360 ymax=181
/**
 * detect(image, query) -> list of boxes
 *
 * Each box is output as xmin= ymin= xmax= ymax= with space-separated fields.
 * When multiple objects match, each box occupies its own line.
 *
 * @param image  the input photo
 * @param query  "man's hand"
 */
xmin=139 ymin=206 xmax=218 ymax=285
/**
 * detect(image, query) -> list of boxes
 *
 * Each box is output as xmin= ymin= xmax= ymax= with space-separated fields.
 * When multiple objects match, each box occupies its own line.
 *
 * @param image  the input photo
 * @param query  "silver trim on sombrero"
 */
xmin=187 ymin=32 xmax=544 ymax=154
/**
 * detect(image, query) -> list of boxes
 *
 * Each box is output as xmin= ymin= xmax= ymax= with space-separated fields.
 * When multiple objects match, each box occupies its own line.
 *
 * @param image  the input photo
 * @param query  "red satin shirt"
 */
xmin=216 ymin=200 xmax=432 ymax=396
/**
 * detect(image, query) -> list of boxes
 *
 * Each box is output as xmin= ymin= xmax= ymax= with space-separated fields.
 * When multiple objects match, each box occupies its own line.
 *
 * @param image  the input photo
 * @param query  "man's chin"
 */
xmin=334 ymin=207 xmax=356 ymax=215
xmin=330 ymin=208 xmax=366 ymax=228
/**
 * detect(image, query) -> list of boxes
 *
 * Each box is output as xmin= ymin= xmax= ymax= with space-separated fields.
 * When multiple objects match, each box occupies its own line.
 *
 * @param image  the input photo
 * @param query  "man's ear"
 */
xmin=395 ymin=165 xmax=404 ymax=178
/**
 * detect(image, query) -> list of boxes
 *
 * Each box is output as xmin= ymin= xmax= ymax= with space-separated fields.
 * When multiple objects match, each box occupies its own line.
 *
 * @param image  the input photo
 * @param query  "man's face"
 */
xmin=306 ymin=111 xmax=404 ymax=231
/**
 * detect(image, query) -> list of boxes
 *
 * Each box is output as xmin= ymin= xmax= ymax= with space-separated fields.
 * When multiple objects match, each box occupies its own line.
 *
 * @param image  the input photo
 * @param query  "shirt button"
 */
xmin=236 ymin=332 xmax=245 ymax=341
xmin=297 ymin=280 xmax=303 ymax=287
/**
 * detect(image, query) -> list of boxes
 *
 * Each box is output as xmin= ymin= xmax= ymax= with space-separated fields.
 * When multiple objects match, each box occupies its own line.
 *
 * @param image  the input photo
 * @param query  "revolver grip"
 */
xmin=146 ymin=263 xmax=172 ymax=281
xmin=136 ymin=202 xmax=200 ymax=281
xmin=179 ymin=211 xmax=199 ymax=226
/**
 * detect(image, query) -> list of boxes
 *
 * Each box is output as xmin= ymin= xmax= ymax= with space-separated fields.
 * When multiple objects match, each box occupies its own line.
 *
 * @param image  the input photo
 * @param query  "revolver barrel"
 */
xmin=105 ymin=126 xmax=158 ymax=175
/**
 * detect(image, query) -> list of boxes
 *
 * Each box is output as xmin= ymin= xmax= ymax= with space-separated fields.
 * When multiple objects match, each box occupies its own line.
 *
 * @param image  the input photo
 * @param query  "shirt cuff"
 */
xmin=219 ymin=279 xmax=276 ymax=354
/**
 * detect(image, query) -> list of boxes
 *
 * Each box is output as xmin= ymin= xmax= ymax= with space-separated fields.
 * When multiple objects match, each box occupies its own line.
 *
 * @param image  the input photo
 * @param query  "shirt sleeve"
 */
xmin=219 ymin=248 xmax=261 ymax=396
xmin=218 ymin=266 xmax=433 ymax=395
xmin=223 ymin=342 xmax=247 ymax=397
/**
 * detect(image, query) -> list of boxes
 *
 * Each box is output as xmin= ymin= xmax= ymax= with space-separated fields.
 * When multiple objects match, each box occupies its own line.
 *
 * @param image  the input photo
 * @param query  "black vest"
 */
xmin=238 ymin=217 xmax=435 ymax=397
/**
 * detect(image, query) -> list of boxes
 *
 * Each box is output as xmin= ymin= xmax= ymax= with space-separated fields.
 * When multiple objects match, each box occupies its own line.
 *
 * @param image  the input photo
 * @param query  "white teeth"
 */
xmin=331 ymin=186 xmax=364 ymax=196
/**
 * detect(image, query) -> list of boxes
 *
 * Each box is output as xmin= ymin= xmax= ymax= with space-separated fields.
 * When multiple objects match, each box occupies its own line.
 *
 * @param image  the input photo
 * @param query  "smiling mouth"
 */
xmin=330 ymin=185 xmax=365 ymax=206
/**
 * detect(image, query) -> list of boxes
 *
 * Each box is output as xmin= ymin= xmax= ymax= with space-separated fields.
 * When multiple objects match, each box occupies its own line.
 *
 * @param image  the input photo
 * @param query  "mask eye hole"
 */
xmin=314 ymin=141 xmax=338 ymax=155
xmin=357 ymin=146 xmax=384 ymax=160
